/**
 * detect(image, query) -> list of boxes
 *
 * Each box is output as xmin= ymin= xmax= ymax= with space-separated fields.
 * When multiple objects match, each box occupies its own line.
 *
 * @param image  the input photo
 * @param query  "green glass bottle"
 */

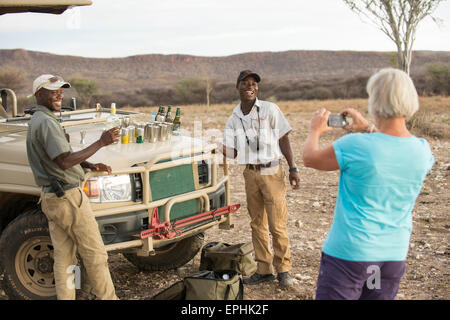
xmin=173 ymin=107 xmax=181 ymax=132
xmin=165 ymin=105 xmax=174 ymax=123
xmin=156 ymin=106 xmax=166 ymax=122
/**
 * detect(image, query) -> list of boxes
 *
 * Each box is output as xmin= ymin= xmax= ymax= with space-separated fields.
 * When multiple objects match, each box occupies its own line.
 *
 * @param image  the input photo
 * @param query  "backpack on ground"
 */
xmin=199 ymin=241 xmax=257 ymax=277
xmin=151 ymin=270 xmax=243 ymax=300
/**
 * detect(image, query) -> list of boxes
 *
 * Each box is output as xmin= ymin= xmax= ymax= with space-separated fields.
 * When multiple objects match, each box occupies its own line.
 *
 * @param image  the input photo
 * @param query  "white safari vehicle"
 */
xmin=0 ymin=1 xmax=238 ymax=300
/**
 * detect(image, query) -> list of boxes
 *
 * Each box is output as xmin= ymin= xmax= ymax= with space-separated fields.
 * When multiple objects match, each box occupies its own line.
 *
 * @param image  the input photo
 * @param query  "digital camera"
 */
xmin=328 ymin=114 xmax=349 ymax=128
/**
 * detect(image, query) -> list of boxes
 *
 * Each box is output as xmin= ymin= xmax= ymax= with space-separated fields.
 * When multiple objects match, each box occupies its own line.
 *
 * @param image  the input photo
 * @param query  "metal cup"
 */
xmin=80 ymin=130 xmax=86 ymax=145
xmin=123 ymin=116 xmax=131 ymax=128
xmin=164 ymin=122 xmax=173 ymax=140
xmin=146 ymin=124 xmax=159 ymax=143
xmin=158 ymin=123 xmax=168 ymax=141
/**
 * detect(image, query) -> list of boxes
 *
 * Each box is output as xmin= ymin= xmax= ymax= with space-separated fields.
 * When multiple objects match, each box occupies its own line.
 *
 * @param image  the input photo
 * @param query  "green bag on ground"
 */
xmin=151 ymin=280 xmax=186 ymax=300
xmin=151 ymin=270 xmax=243 ymax=300
xmin=184 ymin=270 xmax=243 ymax=300
xmin=199 ymin=242 xmax=257 ymax=277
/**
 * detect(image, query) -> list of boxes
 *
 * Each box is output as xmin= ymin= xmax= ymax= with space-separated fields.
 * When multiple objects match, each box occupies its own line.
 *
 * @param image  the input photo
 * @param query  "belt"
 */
xmin=42 ymin=183 xmax=79 ymax=194
xmin=246 ymin=162 xmax=276 ymax=170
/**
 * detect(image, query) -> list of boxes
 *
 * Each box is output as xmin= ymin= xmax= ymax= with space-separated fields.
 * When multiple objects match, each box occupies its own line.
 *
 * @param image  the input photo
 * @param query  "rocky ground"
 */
xmin=109 ymin=97 xmax=449 ymax=300
xmin=1 ymin=97 xmax=448 ymax=300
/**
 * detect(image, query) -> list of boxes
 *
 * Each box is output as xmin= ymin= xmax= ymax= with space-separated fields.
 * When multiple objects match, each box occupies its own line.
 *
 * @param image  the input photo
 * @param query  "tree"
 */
xmin=174 ymin=78 xmax=205 ymax=104
xmin=343 ymin=0 xmax=445 ymax=75
xmin=198 ymin=63 xmax=216 ymax=107
xmin=69 ymin=78 xmax=98 ymax=108
xmin=0 ymin=67 xmax=27 ymax=92
xmin=205 ymin=78 xmax=217 ymax=107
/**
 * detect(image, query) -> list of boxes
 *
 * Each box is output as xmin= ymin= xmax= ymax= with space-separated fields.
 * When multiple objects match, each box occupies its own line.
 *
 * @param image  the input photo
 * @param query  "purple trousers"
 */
xmin=315 ymin=252 xmax=406 ymax=300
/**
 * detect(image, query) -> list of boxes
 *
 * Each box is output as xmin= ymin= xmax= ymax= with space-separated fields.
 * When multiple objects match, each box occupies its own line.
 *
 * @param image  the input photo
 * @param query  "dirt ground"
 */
xmin=108 ymin=97 xmax=449 ymax=300
xmin=1 ymin=97 xmax=448 ymax=300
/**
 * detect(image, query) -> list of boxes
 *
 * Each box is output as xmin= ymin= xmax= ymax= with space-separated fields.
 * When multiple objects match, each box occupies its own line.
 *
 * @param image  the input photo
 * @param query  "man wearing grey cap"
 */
xmin=26 ymin=74 xmax=120 ymax=299
xmin=220 ymin=70 xmax=300 ymax=287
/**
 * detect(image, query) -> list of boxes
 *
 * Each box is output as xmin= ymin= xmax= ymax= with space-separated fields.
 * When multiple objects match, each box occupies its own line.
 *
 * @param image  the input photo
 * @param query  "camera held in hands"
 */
xmin=328 ymin=114 xmax=349 ymax=128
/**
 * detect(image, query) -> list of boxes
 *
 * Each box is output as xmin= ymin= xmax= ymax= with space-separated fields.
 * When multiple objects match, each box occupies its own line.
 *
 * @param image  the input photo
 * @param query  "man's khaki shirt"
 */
xmin=26 ymin=105 xmax=85 ymax=187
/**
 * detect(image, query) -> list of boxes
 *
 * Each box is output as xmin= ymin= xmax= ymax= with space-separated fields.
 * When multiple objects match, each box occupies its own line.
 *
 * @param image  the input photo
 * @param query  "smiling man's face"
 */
xmin=237 ymin=76 xmax=258 ymax=103
xmin=36 ymin=88 xmax=64 ymax=112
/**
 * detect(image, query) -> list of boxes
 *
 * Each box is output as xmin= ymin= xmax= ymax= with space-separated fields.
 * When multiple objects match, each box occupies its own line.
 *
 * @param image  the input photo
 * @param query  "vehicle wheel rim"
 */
xmin=15 ymin=236 xmax=56 ymax=297
xmin=154 ymin=242 xmax=178 ymax=254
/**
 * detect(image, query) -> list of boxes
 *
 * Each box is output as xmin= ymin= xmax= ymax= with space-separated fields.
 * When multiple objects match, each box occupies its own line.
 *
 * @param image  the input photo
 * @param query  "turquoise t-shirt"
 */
xmin=322 ymin=132 xmax=434 ymax=261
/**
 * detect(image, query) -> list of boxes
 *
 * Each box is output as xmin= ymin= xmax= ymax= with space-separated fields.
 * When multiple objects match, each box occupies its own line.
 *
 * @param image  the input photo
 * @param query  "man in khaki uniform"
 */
xmin=26 ymin=74 xmax=120 ymax=300
xmin=220 ymin=70 xmax=300 ymax=287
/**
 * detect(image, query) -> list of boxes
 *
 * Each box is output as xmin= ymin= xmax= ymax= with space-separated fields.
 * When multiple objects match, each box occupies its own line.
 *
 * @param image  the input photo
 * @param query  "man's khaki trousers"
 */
xmin=40 ymin=187 xmax=117 ymax=300
xmin=243 ymin=165 xmax=292 ymax=275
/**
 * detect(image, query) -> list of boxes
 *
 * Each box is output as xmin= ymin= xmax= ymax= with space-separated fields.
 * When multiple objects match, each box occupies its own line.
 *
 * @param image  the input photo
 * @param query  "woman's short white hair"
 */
xmin=367 ymin=68 xmax=419 ymax=119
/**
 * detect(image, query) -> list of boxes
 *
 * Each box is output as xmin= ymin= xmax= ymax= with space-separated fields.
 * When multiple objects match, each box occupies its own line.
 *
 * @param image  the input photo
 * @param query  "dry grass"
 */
xmin=408 ymin=97 xmax=450 ymax=139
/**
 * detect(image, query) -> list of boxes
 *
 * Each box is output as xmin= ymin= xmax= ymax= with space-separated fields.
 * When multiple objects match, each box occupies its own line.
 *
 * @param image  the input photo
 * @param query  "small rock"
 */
xmin=312 ymin=201 xmax=320 ymax=207
xmin=294 ymin=220 xmax=303 ymax=228
xmin=295 ymin=274 xmax=312 ymax=281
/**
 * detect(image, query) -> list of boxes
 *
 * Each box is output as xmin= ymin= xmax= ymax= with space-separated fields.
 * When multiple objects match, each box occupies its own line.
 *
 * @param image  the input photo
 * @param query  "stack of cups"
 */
xmin=158 ymin=123 xmax=168 ymax=141
xmin=165 ymin=123 xmax=173 ymax=141
xmin=146 ymin=123 xmax=159 ymax=143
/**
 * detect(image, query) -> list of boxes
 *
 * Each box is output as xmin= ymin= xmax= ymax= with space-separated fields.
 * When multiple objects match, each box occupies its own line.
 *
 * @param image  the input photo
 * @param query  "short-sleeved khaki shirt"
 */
xmin=26 ymin=105 xmax=85 ymax=187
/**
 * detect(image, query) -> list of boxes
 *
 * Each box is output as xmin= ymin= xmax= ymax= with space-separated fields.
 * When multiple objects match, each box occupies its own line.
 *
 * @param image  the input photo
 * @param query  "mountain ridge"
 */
xmin=1 ymin=48 xmax=449 ymax=93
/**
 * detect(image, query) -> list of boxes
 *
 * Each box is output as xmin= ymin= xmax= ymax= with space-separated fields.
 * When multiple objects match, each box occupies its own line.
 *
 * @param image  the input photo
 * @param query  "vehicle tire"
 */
xmin=123 ymin=233 xmax=204 ymax=272
xmin=0 ymin=209 xmax=56 ymax=300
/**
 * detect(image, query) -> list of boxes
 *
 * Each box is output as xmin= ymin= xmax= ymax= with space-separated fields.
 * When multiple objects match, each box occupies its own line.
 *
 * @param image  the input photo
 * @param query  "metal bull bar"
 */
xmin=83 ymin=143 xmax=236 ymax=256
xmin=140 ymin=204 xmax=240 ymax=240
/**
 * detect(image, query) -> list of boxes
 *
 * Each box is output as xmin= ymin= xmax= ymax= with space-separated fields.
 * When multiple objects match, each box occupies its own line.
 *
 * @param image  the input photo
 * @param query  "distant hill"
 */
xmin=1 ymin=49 xmax=449 ymax=94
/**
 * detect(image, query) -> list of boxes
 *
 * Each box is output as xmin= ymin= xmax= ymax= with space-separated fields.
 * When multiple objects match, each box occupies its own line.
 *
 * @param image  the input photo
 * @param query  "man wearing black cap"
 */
xmin=220 ymin=70 xmax=300 ymax=287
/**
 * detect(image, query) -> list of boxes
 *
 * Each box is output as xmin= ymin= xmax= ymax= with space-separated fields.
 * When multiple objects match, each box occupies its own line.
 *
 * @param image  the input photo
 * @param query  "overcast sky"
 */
xmin=1 ymin=0 xmax=449 ymax=58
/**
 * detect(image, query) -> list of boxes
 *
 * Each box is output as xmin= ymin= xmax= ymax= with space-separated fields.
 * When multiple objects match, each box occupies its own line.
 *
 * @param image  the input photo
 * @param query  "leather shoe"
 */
xmin=243 ymin=273 xmax=275 ymax=285
xmin=277 ymin=272 xmax=293 ymax=287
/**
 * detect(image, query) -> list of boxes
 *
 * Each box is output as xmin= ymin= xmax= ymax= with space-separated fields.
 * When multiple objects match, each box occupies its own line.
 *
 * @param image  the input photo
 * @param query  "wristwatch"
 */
xmin=289 ymin=167 xmax=299 ymax=173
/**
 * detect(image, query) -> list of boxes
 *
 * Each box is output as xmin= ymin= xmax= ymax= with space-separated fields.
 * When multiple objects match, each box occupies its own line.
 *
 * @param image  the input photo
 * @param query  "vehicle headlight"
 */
xmin=84 ymin=174 xmax=132 ymax=203
xmin=197 ymin=158 xmax=212 ymax=186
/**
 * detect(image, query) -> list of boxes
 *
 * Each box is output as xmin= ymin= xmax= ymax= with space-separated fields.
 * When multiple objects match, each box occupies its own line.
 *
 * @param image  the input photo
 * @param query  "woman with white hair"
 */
xmin=302 ymin=68 xmax=434 ymax=300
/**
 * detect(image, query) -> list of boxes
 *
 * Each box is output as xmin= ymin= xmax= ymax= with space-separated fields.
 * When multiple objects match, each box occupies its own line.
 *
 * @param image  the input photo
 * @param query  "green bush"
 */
xmin=69 ymin=78 xmax=99 ymax=108
xmin=426 ymin=64 xmax=450 ymax=96
xmin=174 ymin=78 xmax=206 ymax=104
xmin=0 ymin=67 xmax=28 ymax=92
xmin=303 ymin=87 xmax=333 ymax=100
